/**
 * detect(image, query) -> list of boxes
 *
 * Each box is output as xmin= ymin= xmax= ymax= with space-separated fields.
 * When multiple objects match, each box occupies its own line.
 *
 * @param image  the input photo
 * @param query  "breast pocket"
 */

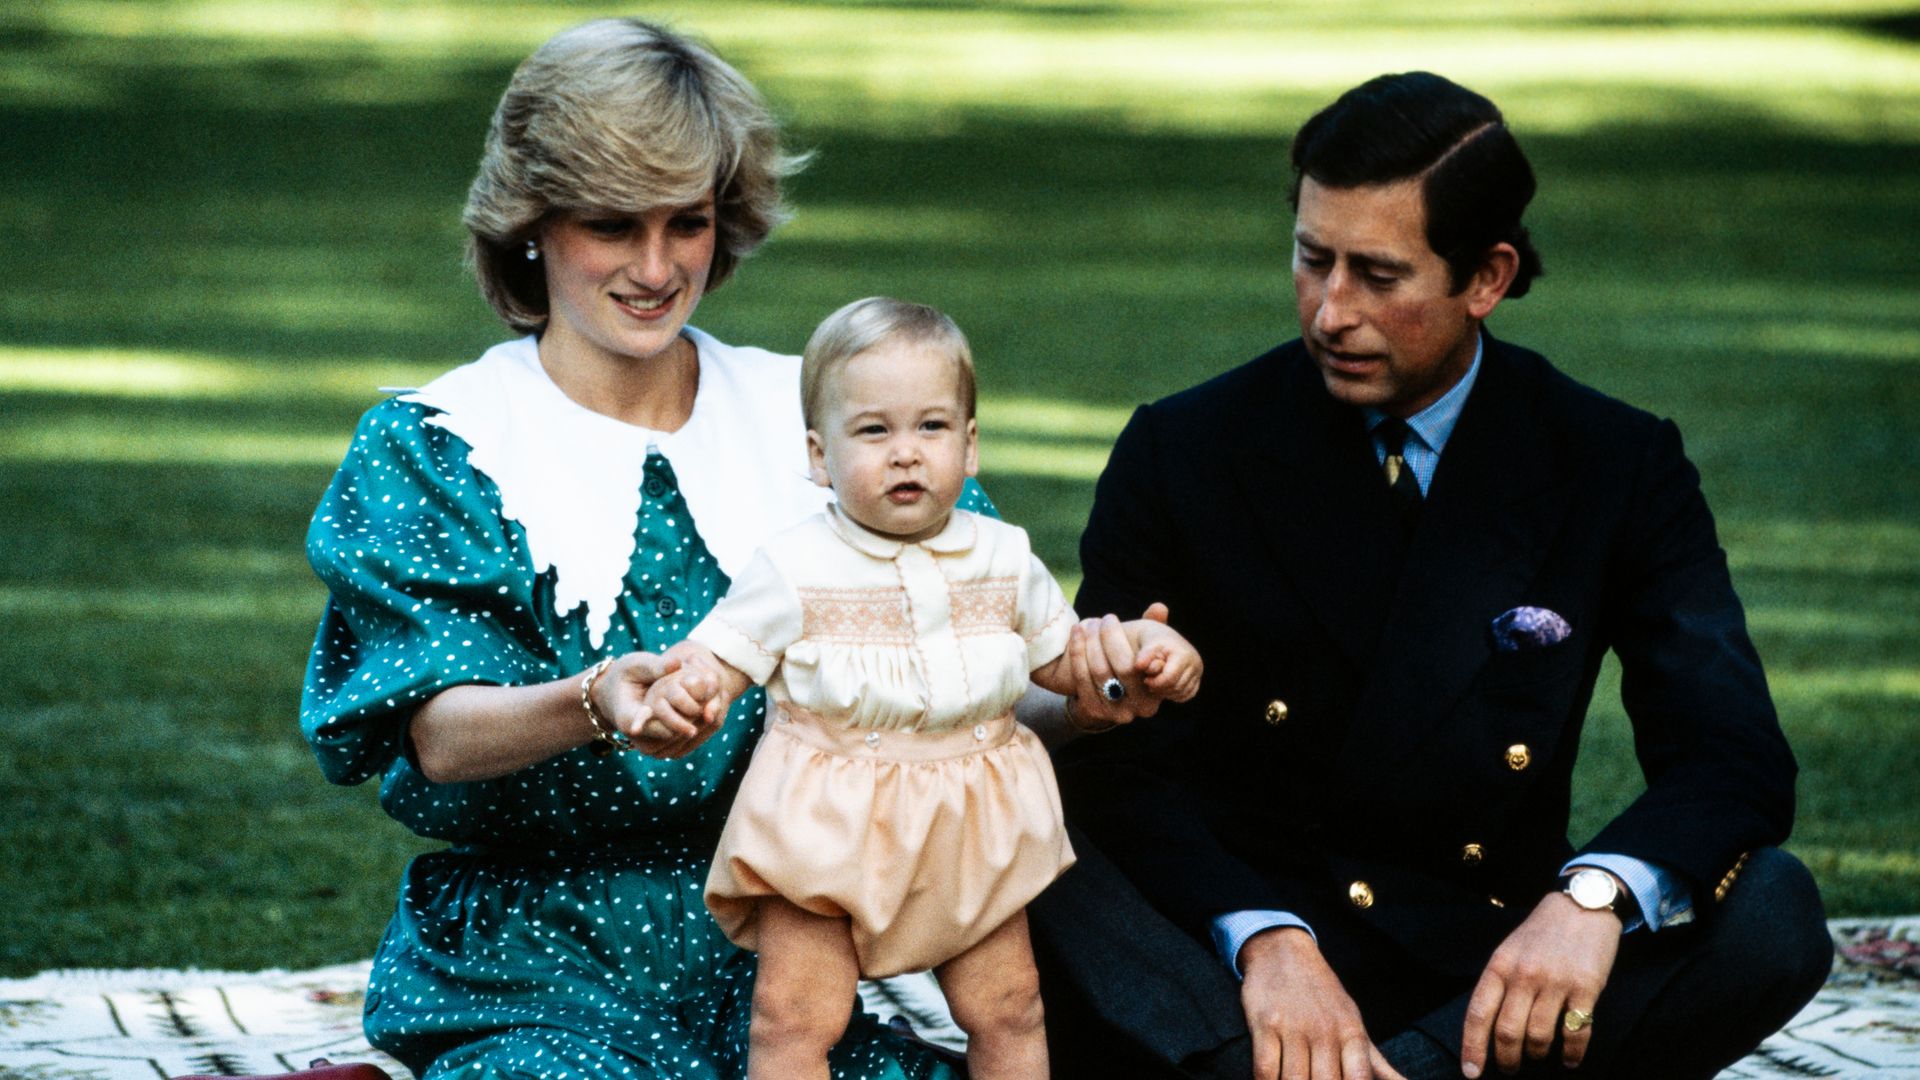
xmin=1474 ymin=638 xmax=1584 ymax=695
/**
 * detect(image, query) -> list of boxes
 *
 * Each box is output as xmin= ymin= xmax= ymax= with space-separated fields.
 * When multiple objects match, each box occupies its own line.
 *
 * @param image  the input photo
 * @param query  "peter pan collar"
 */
xmin=827 ymin=502 xmax=979 ymax=559
xmin=401 ymin=329 xmax=829 ymax=649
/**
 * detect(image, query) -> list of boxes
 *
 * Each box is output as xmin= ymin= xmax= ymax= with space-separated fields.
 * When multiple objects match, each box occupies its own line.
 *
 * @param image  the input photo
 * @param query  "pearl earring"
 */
xmin=525 ymin=240 xmax=539 ymax=261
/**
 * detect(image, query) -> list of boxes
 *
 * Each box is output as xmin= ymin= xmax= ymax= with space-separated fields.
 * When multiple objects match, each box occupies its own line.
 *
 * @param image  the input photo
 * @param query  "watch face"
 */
xmin=1569 ymin=870 xmax=1618 ymax=910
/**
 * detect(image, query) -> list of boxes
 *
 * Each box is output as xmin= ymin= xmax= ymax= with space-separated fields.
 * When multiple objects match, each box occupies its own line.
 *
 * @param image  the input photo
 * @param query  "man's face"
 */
xmin=1293 ymin=176 xmax=1498 ymax=418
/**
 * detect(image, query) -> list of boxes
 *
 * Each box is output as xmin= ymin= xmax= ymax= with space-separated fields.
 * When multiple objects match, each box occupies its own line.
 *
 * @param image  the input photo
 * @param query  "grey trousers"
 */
xmin=1029 ymin=837 xmax=1831 ymax=1080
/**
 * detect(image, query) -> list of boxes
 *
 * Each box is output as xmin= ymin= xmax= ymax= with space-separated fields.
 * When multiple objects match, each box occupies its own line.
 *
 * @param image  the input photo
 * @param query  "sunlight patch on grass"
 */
xmin=1770 ymin=667 xmax=1920 ymax=702
xmin=0 ymin=417 xmax=349 ymax=465
xmin=781 ymin=205 xmax=1001 ymax=245
xmin=0 ymin=584 xmax=321 ymax=622
xmin=15 ymin=0 xmax=566 ymax=51
xmin=172 ymin=544 xmax=315 ymax=580
xmin=11 ymin=3 xmax=1919 ymax=137
xmin=1725 ymin=519 xmax=1920 ymax=574
xmin=0 ymin=345 xmax=442 ymax=402
xmin=980 ymin=439 xmax=1115 ymax=482
xmin=978 ymin=395 xmax=1132 ymax=441
xmin=1639 ymin=319 xmax=1920 ymax=365
xmin=1748 ymin=605 xmax=1920 ymax=640
xmin=1792 ymin=844 xmax=1920 ymax=880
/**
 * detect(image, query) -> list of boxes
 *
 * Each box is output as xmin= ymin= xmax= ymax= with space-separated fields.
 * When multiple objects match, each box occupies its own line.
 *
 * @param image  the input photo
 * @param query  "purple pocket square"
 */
xmin=1490 ymin=606 xmax=1572 ymax=652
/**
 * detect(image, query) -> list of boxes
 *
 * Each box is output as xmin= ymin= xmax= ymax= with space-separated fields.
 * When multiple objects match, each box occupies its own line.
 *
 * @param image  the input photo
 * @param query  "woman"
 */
xmin=299 ymin=19 xmax=997 ymax=1078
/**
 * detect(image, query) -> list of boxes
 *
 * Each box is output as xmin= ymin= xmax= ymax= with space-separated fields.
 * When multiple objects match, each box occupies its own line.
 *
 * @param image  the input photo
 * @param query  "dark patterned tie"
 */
xmin=1374 ymin=416 xmax=1423 ymax=533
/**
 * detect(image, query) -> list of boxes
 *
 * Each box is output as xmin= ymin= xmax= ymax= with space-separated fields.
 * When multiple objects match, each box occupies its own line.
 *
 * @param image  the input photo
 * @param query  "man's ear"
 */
xmin=806 ymin=430 xmax=832 ymax=488
xmin=1467 ymin=243 xmax=1521 ymax=320
xmin=964 ymin=418 xmax=979 ymax=478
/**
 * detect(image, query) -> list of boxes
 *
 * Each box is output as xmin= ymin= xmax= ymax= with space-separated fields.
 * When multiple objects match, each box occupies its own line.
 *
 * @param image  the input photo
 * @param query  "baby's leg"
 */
xmin=933 ymin=909 xmax=1048 ymax=1080
xmin=747 ymin=895 xmax=860 ymax=1080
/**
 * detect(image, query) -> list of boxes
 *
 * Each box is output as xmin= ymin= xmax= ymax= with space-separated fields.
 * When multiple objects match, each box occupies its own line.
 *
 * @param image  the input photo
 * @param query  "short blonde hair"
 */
xmin=464 ymin=18 xmax=804 ymax=331
xmin=801 ymin=297 xmax=978 ymax=431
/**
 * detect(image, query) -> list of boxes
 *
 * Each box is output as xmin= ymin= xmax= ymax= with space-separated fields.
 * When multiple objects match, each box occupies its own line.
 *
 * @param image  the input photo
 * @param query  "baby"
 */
xmin=646 ymin=297 xmax=1201 ymax=1080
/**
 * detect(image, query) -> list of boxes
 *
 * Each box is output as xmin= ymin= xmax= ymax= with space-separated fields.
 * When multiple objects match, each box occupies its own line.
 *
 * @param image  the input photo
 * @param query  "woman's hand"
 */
xmin=627 ymin=645 xmax=737 ymax=759
xmin=414 ymin=649 xmax=695 ymax=782
xmin=591 ymin=649 xmax=709 ymax=760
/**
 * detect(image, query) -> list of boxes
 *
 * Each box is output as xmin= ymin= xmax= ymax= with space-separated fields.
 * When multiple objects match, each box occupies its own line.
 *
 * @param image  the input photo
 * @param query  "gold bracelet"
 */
xmin=1064 ymin=695 xmax=1118 ymax=734
xmin=581 ymin=656 xmax=631 ymax=756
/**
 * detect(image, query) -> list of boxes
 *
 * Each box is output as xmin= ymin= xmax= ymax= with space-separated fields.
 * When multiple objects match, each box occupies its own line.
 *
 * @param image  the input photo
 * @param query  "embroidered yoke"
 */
xmin=691 ymin=506 xmax=1078 ymax=977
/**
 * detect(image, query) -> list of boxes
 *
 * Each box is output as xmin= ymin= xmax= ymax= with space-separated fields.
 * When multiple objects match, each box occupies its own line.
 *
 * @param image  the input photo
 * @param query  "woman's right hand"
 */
xmin=590 ymin=651 xmax=700 ymax=759
xmin=413 ymin=649 xmax=723 ymax=781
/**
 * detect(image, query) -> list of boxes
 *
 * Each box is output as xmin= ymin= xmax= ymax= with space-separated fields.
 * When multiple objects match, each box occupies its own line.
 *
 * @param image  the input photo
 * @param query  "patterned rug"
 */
xmin=3 ymin=918 xmax=1914 ymax=1079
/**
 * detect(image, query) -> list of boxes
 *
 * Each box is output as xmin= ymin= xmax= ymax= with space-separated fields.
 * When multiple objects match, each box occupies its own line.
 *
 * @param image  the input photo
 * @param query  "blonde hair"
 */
xmin=463 ymin=17 xmax=805 ymax=331
xmin=801 ymin=297 xmax=978 ymax=431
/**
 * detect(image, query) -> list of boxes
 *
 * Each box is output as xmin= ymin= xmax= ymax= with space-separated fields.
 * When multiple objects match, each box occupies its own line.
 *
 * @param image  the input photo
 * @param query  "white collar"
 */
xmin=402 ymin=329 xmax=830 ymax=648
xmin=825 ymin=503 xmax=978 ymax=559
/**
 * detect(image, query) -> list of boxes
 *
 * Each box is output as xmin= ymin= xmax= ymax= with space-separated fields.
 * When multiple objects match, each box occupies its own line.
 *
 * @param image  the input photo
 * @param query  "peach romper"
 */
xmin=691 ymin=505 xmax=1078 ymax=978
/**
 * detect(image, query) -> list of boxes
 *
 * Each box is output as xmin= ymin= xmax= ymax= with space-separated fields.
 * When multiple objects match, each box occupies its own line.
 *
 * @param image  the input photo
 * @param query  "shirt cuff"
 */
xmin=1563 ymin=853 xmax=1695 ymax=933
xmin=1210 ymin=910 xmax=1315 ymax=979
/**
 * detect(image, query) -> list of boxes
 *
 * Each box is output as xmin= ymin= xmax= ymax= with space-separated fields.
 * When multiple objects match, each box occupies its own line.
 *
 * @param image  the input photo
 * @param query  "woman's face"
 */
xmin=537 ymin=196 xmax=717 ymax=367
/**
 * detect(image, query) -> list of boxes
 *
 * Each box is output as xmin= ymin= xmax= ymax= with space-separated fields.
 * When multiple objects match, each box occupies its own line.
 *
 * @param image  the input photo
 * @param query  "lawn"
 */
xmin=2 ymin=0 xmax=1916 ymax=976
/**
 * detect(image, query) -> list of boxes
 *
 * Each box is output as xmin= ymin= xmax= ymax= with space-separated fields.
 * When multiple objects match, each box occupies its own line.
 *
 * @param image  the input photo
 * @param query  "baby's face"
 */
xmin=807 ymin=340 xmax=978 ymax=543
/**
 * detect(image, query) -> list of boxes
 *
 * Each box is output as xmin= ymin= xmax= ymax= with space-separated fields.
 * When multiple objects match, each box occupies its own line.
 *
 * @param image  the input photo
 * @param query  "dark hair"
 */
xmin=1290 ymin=71 xmax=1543 ymax=298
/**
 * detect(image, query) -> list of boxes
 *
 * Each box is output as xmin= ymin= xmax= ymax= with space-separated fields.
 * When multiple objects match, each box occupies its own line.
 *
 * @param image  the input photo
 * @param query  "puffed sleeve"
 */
xmin=300 ymin=401 xmax=559 ymax=786
xmin=1018 ymin=550 xmax=1075 ymax=672
xmin=686 ymin=548 xmax=802 ymax=686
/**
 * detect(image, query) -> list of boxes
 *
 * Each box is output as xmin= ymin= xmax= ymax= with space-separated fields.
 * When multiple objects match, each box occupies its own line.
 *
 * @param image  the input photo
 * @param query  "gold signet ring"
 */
xmin=1562 ymin=1007 xmax=1594 ymax=1034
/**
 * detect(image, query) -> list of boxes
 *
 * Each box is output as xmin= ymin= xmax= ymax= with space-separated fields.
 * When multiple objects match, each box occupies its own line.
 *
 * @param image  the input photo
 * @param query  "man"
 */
xmin=1030 ymin=72 xmax=1831 ymax=1079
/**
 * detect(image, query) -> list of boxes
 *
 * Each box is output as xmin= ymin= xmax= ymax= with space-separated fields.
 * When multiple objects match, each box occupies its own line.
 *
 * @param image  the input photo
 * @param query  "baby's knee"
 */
xmin=750 ymin=975 xmax=852 ymax=1053
xmin=947 ymin=965 xmax=1046 ymax=1041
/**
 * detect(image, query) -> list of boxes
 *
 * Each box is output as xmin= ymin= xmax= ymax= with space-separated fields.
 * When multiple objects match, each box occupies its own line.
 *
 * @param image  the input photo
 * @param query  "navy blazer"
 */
xmin=1058 ymin=334 xmax=1796 ymax=987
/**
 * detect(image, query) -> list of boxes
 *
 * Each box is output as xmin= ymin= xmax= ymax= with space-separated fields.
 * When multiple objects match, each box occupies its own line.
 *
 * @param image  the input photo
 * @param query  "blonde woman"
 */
xmin=301 ymin=20 xmax=998 ymax=1078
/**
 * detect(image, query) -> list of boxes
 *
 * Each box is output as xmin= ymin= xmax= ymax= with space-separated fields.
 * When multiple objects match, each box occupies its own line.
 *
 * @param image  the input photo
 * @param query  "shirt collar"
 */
xmin=1365 ymin=333 xmax=1483 ymax=455
xmin=826 ymin=501 xmax=977 ymax=558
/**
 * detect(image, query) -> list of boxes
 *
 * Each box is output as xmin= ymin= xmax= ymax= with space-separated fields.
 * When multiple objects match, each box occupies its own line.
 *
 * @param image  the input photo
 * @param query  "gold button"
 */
xmin=1488 ymin=895 xmax=1506 ymax=909
xmin=1348 ymin=881 xmax=1374 ymax=909
xmin=1461 ymin=843 xmax=1485 ymax=865
xmin=1263 ymin=699 xmax=1289 ymax=726
xmin=1504 ymin=743 xmax=1531 ymax=771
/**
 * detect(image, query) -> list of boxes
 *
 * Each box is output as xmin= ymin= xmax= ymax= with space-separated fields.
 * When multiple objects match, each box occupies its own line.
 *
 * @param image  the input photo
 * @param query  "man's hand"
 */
xmin=1064 ymin=602 xmax=1173 ymax=728
xmin=1239 ymin=927 xmax=1406 ymax=1080
xmin=1460 ymin=888 xmax=1622 ymax=1077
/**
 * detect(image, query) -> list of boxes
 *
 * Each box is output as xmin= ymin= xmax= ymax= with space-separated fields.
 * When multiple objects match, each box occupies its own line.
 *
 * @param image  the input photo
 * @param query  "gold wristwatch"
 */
xmin=1562 ymin=868 xmax=1623 ymax=914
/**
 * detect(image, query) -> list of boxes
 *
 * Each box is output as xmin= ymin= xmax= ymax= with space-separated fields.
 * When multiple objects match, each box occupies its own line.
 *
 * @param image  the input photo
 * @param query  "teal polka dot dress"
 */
xmin=302 ymin=397 xmax=985 ymax=1079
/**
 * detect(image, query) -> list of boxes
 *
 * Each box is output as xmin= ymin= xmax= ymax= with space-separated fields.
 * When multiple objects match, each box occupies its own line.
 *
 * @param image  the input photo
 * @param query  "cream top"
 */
xmin=690 ymin=506 xmax=1076 ymax=733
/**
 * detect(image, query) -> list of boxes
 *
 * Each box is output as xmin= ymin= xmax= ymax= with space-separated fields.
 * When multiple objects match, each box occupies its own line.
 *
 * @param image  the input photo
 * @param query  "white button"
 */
xmin=973 ymin=724 xmax=988 ymax=741
xmin=864 ymin=731 xmax=881 ymax=748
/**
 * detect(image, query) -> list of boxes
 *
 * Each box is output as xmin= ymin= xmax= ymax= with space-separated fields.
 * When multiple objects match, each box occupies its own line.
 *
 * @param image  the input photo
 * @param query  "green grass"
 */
xmin=2 ymin=0 xmax=1917 ymax=976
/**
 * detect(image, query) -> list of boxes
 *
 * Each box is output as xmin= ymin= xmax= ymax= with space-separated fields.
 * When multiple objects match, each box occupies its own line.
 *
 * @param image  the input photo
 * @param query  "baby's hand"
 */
xmin=642 ymin=643 xmax=735 ymax=750
xmin=1132 ymin=620 xmax=1203 ymax=703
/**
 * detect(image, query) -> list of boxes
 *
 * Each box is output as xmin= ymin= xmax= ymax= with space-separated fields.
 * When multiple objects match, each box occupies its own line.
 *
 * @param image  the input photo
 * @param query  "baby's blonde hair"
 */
xmin=800 ymin=297 xmax=978 ymax=431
